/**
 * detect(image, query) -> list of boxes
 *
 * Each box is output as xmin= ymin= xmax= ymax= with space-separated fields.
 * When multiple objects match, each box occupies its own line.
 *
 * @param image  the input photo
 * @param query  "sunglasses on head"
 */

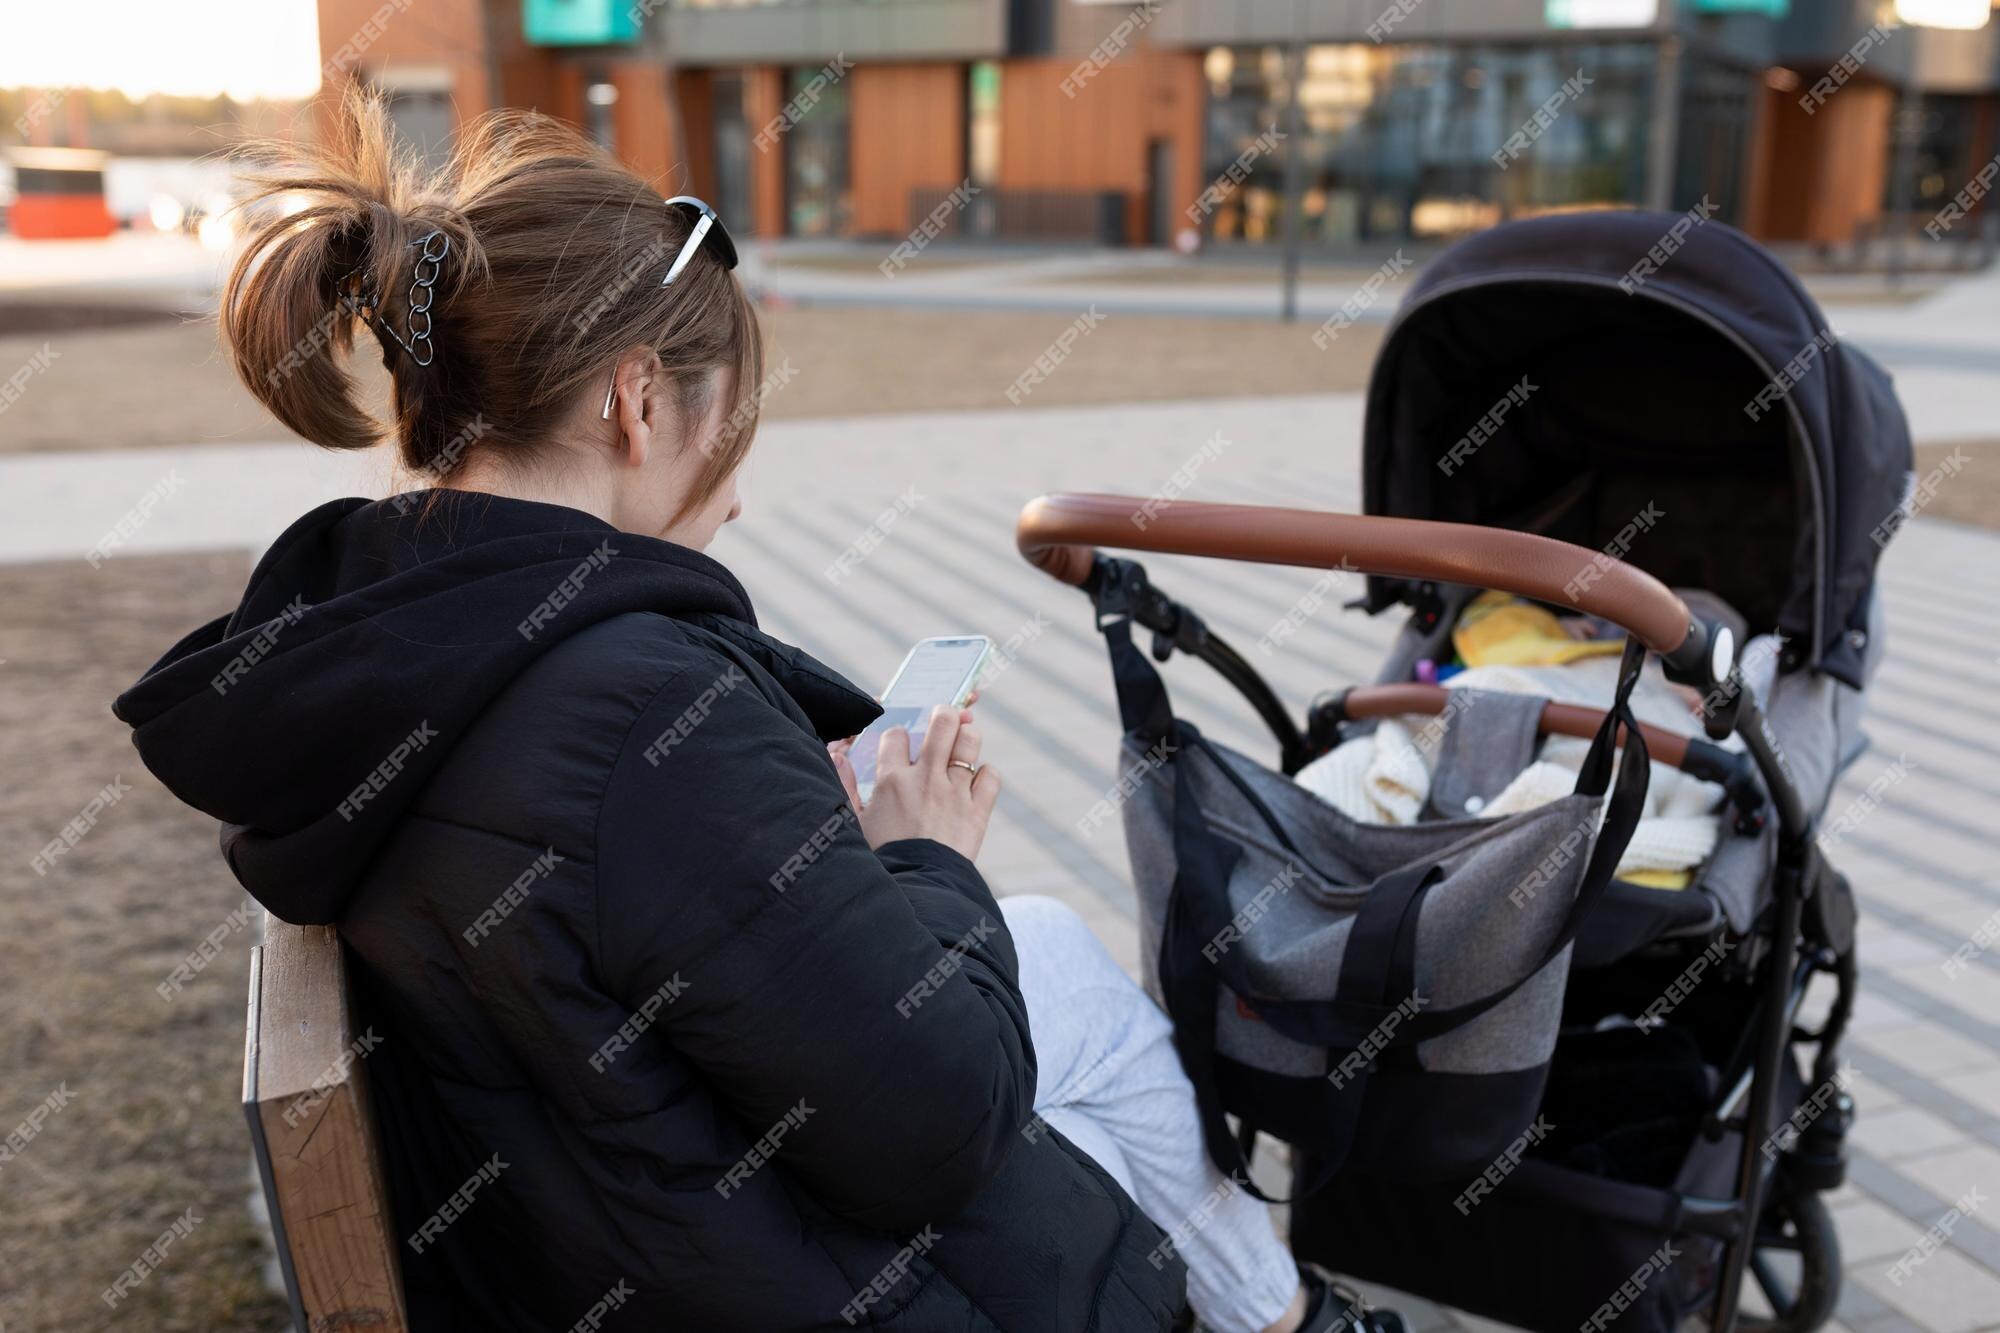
xmin=660 ymin=195 xmax=738 ymax=285
xmin=601 ymin=195 xmax=739 ymax=419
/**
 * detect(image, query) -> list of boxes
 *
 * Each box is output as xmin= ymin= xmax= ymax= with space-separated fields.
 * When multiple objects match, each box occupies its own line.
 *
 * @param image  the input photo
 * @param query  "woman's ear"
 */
xmin=608 ymin=348 xmax=667 ymax=470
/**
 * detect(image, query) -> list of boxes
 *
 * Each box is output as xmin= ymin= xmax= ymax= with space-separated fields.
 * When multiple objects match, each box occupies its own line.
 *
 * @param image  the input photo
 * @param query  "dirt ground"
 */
xmin=0 ymin=551 xmax=290 ymax=1333
xmin=1911 ymin=440 xmax=1995 ymax=530
xmin=0 ymin=301 xmax=1383 ymax=454
xmin=1049 ymin=261 xmax=1416 ymax=288
xmin=757 ymin=303 xmax=1385 ymax=417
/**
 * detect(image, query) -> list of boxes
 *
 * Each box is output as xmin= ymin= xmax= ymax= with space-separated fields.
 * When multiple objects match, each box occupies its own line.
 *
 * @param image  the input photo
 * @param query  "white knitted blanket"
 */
xmin=1294 ymin=655 xmax=1743 ymax=880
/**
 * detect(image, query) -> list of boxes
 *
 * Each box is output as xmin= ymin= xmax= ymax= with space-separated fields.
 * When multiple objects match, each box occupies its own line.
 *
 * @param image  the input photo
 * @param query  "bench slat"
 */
xmin=245 ymin=918 xmax=409 ymax=1332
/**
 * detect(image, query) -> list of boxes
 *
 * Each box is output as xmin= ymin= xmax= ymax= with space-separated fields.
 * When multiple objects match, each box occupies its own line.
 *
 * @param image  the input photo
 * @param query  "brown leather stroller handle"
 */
xmin=1338 ymin=683 xmax=1693 ymax=771
xmin=1015 ymin=493 xmax=1702 ymax=664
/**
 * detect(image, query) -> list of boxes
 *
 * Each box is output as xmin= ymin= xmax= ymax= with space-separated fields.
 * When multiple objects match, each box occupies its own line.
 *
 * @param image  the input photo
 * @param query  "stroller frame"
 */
xmin=1018 ymin=493 xmax=1858 ymax=1333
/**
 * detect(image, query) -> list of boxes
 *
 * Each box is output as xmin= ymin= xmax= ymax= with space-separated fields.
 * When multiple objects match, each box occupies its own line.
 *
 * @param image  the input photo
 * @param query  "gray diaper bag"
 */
xmin=1104 ymin=614 xmax=1650 ymax=1196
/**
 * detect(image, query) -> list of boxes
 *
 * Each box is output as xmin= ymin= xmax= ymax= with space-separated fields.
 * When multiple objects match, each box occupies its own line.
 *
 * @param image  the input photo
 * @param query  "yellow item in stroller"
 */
xmin=1452 ymin=590 xmax=1626 ymax=668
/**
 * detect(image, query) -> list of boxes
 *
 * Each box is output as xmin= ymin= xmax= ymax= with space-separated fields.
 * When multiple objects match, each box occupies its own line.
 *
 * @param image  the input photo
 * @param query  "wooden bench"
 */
xmin=244 ymin=917 xmax=409 ymax=1332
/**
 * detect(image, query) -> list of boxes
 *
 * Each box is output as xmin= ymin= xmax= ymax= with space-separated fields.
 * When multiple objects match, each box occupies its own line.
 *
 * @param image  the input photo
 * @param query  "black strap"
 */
xmin=1160 ymin=745 xmax=1380 ymax=1203
xmin=1102 ymin=613 xmax=1172 ymax=745
xmin=1099 ymin=597 xmax=1320 ymax=1201
xmin=1337 ymin=860 xmax=1439 ymax=1013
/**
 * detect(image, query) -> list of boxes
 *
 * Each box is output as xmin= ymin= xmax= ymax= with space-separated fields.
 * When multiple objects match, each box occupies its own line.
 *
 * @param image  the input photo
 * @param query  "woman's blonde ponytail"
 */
xmin=221 ymin=90 xmax=407 ymax=452
xmin=219 ymin=86 xmax=759 ymax=506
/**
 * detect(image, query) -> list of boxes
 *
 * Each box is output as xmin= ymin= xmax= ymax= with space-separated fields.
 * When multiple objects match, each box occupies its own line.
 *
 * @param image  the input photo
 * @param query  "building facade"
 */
xmin=314 ymin=0 xmax=2000 ymax=249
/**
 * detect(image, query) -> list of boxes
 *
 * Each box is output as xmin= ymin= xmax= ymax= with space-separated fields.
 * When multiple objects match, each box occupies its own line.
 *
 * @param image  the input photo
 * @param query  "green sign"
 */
xmin=523 ymin=0 xmax=642 ymax=46
xmin=1688 ymin=0 xmax=1790 ymax=15
xmin=1547 ymin=0 xmax=1659 ymax=26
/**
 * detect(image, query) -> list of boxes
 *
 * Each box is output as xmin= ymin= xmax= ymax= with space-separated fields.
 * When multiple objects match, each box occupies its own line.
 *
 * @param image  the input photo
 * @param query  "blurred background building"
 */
xmin=6 ymin=0 xmax=1998 ymax=257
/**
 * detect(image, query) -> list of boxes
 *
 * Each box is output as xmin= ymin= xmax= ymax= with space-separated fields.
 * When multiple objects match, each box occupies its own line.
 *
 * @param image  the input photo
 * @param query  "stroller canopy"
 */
xmin=1362 ymin=210 xmax=1912 ymax=687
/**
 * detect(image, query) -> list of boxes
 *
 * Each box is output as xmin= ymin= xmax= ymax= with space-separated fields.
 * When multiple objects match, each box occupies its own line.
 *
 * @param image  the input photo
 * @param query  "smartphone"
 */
xmin=849 ymin=635 xmax=993 ymax=801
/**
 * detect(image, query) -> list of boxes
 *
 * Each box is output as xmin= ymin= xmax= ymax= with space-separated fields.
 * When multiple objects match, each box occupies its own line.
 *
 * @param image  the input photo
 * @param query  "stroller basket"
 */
xmin=1291 ymin=1005 xmax=1815 ymax=1333
xmin=1291 ymin=1110 xmax=1759 ymax=1332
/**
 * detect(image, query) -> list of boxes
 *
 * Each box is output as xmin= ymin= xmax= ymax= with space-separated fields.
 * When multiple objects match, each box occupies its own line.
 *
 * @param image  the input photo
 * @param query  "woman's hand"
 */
xmin=853 ymin=705 xmax=1001 ymax=860
xmin=827 ymin=691 xmax=980 ymax=810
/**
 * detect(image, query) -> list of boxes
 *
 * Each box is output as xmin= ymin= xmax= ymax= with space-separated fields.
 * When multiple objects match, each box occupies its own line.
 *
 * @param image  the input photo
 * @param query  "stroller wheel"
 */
xmin=1734 ymin=1185 xmax=1841 ymax=1333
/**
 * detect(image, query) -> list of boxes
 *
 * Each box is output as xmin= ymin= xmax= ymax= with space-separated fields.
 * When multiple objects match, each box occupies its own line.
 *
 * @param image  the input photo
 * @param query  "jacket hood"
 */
xmin=114 ymin=491 xmax=876 ymax=924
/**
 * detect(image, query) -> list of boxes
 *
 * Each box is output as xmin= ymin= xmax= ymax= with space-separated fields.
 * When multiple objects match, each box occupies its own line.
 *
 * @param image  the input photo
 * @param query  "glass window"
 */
xmin=1673 ymin=53 xmax=1757 ymax=225
xmin=1198 ymin=40 xmax=1657 ymax=246
xmin=785 ymin=64 xmax=851 ymax=237
xmin=712 ymin=72 xmax=752 ymax=234
xmin=966 ymin=60 xmax=1002 ymax=240
xmin=968 ymin=60 xmax=1002 ymax=188
xmin=372 ymin=86 xmax=455 ymax=171
xmin=584 ymin=79 xmax=619 ymax=152
xmin=1889 ymin=94 xmax=1982 ymax=217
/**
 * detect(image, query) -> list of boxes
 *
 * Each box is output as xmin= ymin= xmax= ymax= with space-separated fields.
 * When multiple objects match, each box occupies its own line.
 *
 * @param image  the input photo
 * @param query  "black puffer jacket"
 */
xmin=115 ymin=493 xmax=1186 ymax=1331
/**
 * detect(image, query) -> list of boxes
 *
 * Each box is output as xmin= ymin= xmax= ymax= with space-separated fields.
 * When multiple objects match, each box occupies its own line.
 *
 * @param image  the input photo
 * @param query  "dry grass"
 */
xmin=763 ymin=252 xmax=1003 ymax=274
xmin=0 ymin=301 xmax=1383 ymax=456
xmin=0 ymin=551 xmax=289 ymax=1333
xmin=760 ymin=304 xmax=1383 ymax=416
xmin=1910 ymin=441 xmax=1996 ymax=531
xmin=1054 ymin=262 xmax=1410 ymax=288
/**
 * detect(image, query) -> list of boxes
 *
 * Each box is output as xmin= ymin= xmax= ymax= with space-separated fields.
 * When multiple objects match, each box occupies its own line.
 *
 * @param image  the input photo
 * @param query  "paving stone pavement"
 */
xmin=4 ymin=390 xmax=1996 ymax=1330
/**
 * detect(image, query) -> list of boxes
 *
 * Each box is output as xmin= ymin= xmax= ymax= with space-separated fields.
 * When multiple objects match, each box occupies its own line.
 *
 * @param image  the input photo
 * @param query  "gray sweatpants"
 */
xmin=1002 ymin=894 xmax=1300 ymax=1333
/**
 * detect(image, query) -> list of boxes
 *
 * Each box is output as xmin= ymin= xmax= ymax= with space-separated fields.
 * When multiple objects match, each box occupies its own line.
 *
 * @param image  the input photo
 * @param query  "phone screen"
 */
xmin=850 ymin=636 xmax=991 ymax=798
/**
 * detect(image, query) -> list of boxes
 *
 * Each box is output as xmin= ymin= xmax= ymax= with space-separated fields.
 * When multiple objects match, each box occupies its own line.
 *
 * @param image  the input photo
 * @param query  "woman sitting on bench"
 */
xmin=114 ymin=93 xmax=1389 ymax=1333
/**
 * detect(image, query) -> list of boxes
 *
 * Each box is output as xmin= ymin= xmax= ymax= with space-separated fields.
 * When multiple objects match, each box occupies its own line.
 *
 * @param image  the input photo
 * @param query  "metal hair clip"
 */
xmin=341 ymin=230 xmax=451 ymax=368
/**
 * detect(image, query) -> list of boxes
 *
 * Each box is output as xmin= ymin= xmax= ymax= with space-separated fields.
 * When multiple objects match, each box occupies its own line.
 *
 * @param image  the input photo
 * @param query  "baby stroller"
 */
xmin=1015 ymin=211 xmax=1913 ymax=1332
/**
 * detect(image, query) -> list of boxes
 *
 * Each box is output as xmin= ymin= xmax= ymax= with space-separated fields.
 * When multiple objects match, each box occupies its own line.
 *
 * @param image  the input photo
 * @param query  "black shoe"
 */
xmin=1297 ymin=1267 xmax=1408 ymax=1333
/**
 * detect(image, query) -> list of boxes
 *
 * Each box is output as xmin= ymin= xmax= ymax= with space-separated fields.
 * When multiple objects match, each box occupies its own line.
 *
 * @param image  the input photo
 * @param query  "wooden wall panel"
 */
xmin=609 ymin=61 xmax=677 ymax=192
xmin=1740 ymin=80 xmax=1779 ymax=241
xmin=999 ymin=57 xmax=1138 ymax=192
xmin=1754 ymin=83 xmax=1813 ymax=239
xmin=850 ymin=63 xmax=967 ymax=237
xmin=495 ymin=54 xmax=565 ymax=120
xmin=553 ymin=64 xmax=591 ymax=137
xmin=1752 ymin=76 xmax=1892 ymax=244
xmin=314 ymin=0 xmax=584 ymax=144
xmin=1154 ymin=51 xmax=1208 ymax=245
xmin=317 ymin=0 xmax=489 ymax=109
xmin=997 ymin=49 xmax=1204 ymax=244
xmin=1815 ymin=84 xmax=1893 ymax=245
xmin=743 ymin=68 xmax=788 ymax=238
xmin=483 ymin=0 xmax=565 ymax=121
xmin=674 ymin=69 xmax=718 ymax=200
